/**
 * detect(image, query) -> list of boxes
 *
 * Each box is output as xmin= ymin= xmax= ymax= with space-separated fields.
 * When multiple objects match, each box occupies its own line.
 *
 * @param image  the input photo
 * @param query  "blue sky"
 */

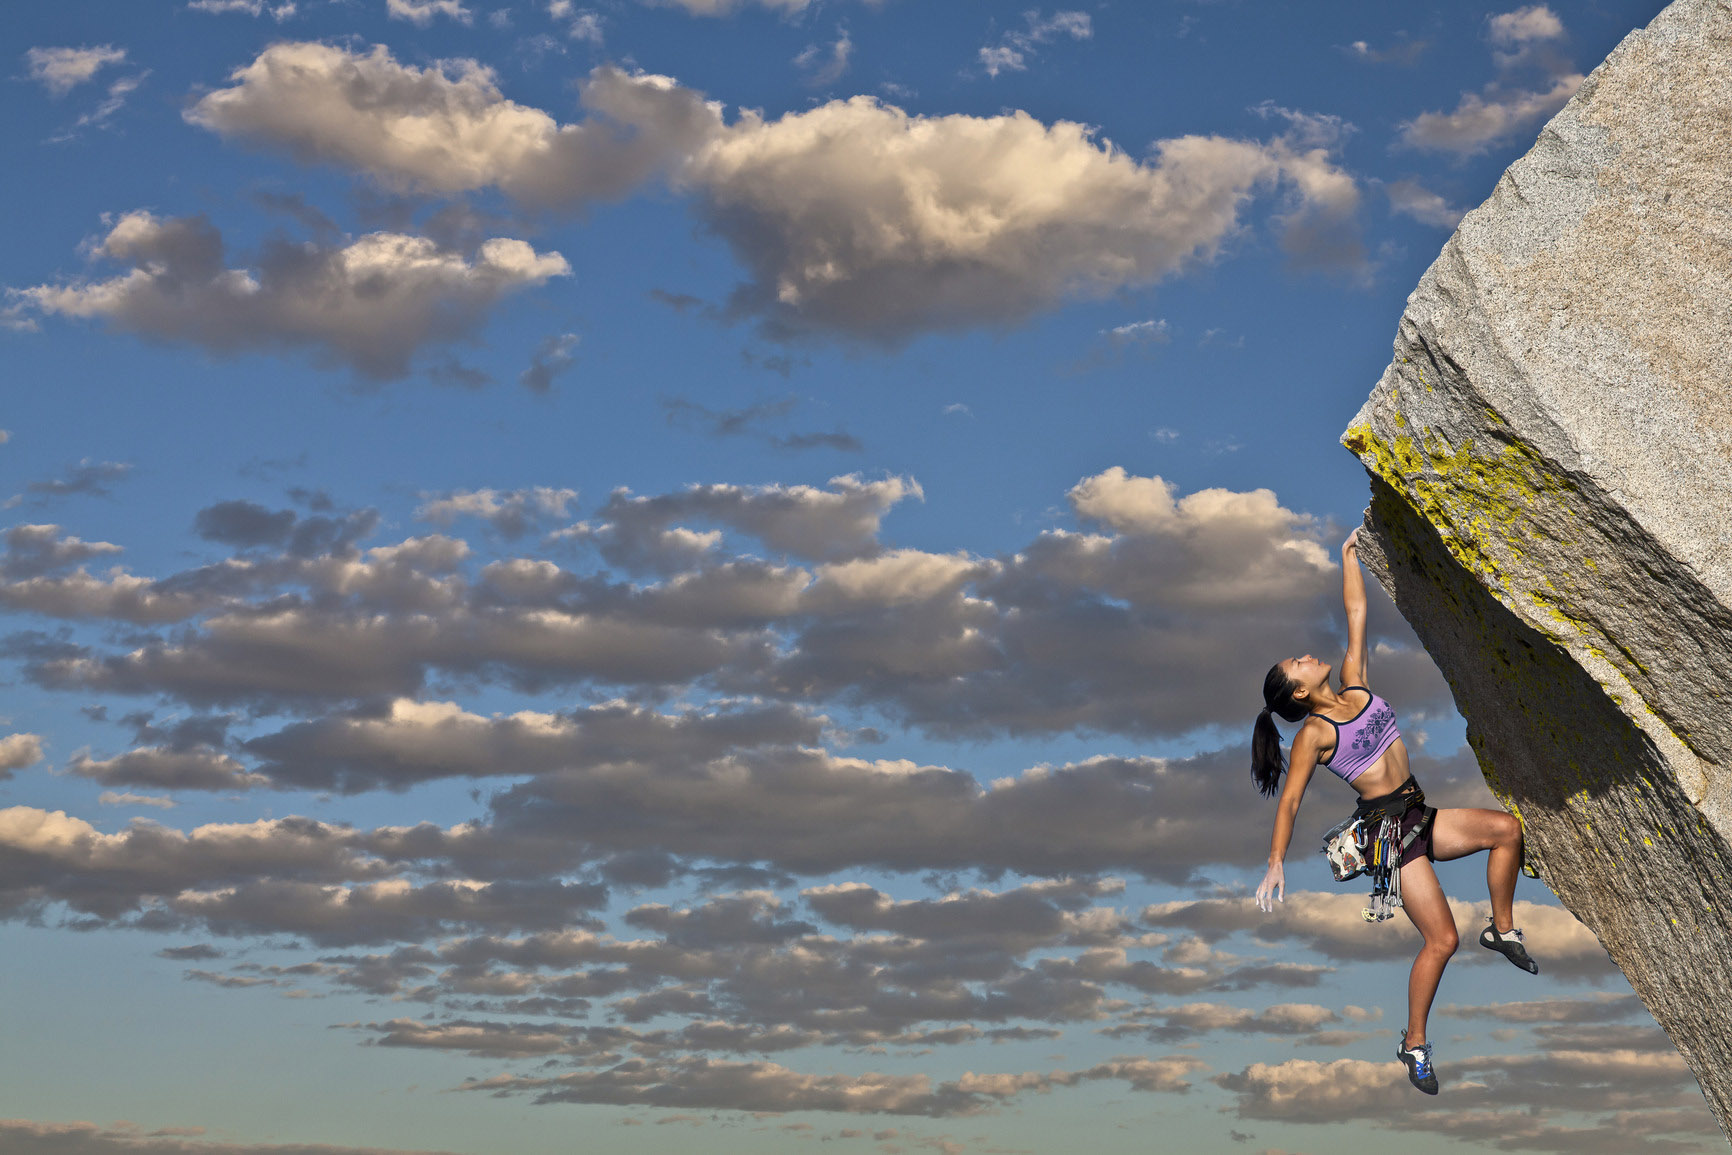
xmin=2 ymin=2 xmax=1717 ymax=1153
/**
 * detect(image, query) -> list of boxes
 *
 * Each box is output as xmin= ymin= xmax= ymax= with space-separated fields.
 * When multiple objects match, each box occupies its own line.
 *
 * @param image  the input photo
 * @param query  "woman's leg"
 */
xmin=1398 ymin=855 xmax=1457 ymax=1047
xmin=1429 ymin=807 xmax=1524 ymax=932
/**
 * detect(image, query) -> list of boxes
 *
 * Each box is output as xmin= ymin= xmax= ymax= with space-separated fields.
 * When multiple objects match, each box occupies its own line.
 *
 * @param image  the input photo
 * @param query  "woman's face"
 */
xmin=1281 ymin=654 xmax=1331 ymax=698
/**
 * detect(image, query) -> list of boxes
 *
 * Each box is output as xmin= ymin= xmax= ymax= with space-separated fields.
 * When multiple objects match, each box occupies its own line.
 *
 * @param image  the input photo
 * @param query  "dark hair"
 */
xmin=1252 ymin=663 xmax=1310 ymax=799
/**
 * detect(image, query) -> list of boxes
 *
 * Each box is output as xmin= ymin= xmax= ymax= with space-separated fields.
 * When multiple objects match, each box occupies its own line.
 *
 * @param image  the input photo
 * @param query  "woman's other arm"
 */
xmin=1255 ymin=724 xmax=1321 ymax=911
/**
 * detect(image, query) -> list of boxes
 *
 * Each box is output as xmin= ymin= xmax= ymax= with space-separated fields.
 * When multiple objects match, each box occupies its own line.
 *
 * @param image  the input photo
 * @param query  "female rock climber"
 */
xmin=1251 ymin=528 xmax=1535 ymax=1095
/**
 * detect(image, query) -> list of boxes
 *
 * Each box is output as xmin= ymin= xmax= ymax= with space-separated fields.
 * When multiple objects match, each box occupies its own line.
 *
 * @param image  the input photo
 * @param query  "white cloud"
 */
xmin=11 ymin=212 xmax=569 ymax=380
xmin=186 ymin=44 xmax=724 ymax=208
xmin=688 ymin=103 xmax=1358 ymax=339
xmin=1489 ymin=5 xmax=1565 ymax=48
xmin=1399 ymin=7 xmax=1579 ymax=157
xmin=1 ymin=468 xmax=1434 ymax=740
xmin=0 ymin=733 xmax=45 ymax=778
xmin=979 ymin=10 xmax=1092 ymax=77
xmin=416 ymin=487 xmax=578 ymax=538
xmin=184 ymin=44 xmax=1359 ymax=341
xmin=1385 ymin=178 xmax=1465 ymax=228
xmin=592 ymin=474 xmax=922 ymax=564
xmin=1399 ymin=74 xmax=1581 ymax=156
xmin=978 ymin=47 xmax=1025 ymax=78
xmin=386 ymin=0 xmax=472 ymax=25
xmin=25 ymin=45 xmax=126 ymax=97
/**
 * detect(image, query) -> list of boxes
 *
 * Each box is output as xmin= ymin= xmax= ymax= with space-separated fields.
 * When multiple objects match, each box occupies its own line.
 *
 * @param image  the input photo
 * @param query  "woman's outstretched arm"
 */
xmin=1339 ymin=529 xmax=1369 ymax=690
xmin=1256 ymin=726 xmax=1320 ymax=911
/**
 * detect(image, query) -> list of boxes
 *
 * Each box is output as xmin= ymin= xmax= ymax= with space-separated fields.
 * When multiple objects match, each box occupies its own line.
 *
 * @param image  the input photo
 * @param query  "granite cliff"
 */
xmin=1344 ymin=0 xmax=1732 ymax=1134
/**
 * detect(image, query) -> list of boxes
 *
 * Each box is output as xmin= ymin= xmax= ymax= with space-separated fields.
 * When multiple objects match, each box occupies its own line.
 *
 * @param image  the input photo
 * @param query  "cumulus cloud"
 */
xmin=422 ymin=747 xmax=1337 ymax=882
xmin=589 ymin=474 xmax=920 ymax=566
xmin=1398 ymin=6 xmax=1580 ymax=157
xmin=244 ymin=698 xmax=823 ymax=794
xmin=1488 ymin=5 xmax=1565 ymax=50
xmin=25 ymin=46 xmax=126 ymax=97
xmin=0 ymin=733 xmax=46 ymax=779
xmin=191 ymin=502 xmax=379 ymax=556
xmin=0 ymin=525 xmax=220 ymax=623
xmin=69 ymin=746 xmax=269 ymax=792
xmin=415 ymin=487 xmax=578 ymax=538
xmin=1385 ymin=178 xmax=1465 ymax=228
xmin=0 ymin=805 xmax=388 ymax=921
xmin=1 ymin=525 xmax=122 ymax=579
xmin=687 ymin=100 xmax=1359 ymax=341
xmin=185 ymin=45 xmax=723 ymax=209
xmin=1399 ymin=75 xmax=1581 ymax=156
xmin=193 ymin=501 xmax=298 ymax=547
xmin=11 ymin=213 xmax=568 ymax=380
xmin=183 ymin=44 xmax=1359 ymax=341
xmin=2 ymin=469 xmax=1445 ymax=740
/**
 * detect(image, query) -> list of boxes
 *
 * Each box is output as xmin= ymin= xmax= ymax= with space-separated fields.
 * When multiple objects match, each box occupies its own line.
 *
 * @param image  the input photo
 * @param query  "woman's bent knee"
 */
xmin=1423 ymin=930 xmax=1459 ymax=957
xmin=1499 ymin=813 xmax=1523 ymax=849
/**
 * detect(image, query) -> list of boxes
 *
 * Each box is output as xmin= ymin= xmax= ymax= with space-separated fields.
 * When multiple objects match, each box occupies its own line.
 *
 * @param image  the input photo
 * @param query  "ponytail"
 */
xmin=1252 ymin=663 xmax=1309 ymax=799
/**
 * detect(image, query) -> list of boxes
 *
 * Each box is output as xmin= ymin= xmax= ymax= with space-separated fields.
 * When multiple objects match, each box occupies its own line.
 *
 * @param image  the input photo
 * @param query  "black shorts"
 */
xmin=1396 ymin=801 xmax=1436 ymax=866
xmin=1354 ymin=777 xmax=1436 ymax=867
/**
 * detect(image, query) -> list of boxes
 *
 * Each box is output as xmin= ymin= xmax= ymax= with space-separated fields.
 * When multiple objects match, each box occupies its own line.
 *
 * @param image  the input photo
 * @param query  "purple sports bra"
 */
xmin=1314 ymin=686 xmax=1402 ymax=784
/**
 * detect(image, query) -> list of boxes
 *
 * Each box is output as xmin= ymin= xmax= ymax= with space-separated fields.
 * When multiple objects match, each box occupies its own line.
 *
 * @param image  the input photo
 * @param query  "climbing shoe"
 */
xmin=1479 ymin=919 xmax=1539 ymax=974
xmin=1397 ymin=1031 xmax=1438 ymax=1095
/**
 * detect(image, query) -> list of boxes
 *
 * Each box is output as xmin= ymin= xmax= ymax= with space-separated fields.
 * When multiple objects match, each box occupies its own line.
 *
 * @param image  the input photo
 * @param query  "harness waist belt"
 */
xmin=1354 ymin=776 xmax=1427 ymax=824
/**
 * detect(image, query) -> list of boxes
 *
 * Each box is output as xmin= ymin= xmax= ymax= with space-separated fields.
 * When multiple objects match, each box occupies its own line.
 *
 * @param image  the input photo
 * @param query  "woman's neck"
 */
xmin=1308 ymin=684 xmax=1347 ymax=714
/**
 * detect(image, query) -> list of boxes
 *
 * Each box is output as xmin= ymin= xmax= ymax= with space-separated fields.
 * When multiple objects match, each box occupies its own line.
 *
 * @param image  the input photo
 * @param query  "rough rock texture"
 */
xmin=1343 ymin=0 xmax=1732 ymax=1135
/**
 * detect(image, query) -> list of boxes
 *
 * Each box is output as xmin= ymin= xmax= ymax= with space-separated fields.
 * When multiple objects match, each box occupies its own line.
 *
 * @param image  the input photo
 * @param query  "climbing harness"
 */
xmin=1319 ymin=776 xmax=1435 ymax=923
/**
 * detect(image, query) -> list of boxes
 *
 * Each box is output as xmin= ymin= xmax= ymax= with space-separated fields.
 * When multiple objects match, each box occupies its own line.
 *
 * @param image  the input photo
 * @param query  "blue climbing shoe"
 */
xmin=1397 ymin=1031 xmax=1438 ymax=1095
xmin=1479 ymin=919 xmax=1539 ymax=974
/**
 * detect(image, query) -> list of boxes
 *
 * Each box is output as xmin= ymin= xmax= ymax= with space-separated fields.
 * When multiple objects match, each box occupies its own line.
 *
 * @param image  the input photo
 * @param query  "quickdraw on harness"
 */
xmin=1319 ymin=777 xmax=1435 ymax=923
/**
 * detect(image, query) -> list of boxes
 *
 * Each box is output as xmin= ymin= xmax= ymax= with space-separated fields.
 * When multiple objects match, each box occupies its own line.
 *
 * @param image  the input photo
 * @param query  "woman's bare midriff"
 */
xmin=1347 ymin=737 xmax=1411 ymax=798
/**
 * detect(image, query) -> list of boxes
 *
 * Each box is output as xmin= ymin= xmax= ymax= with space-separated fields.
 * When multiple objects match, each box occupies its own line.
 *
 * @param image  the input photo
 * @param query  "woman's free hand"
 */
xmin=1255 ymin=861 xmax=1285 ymax=913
